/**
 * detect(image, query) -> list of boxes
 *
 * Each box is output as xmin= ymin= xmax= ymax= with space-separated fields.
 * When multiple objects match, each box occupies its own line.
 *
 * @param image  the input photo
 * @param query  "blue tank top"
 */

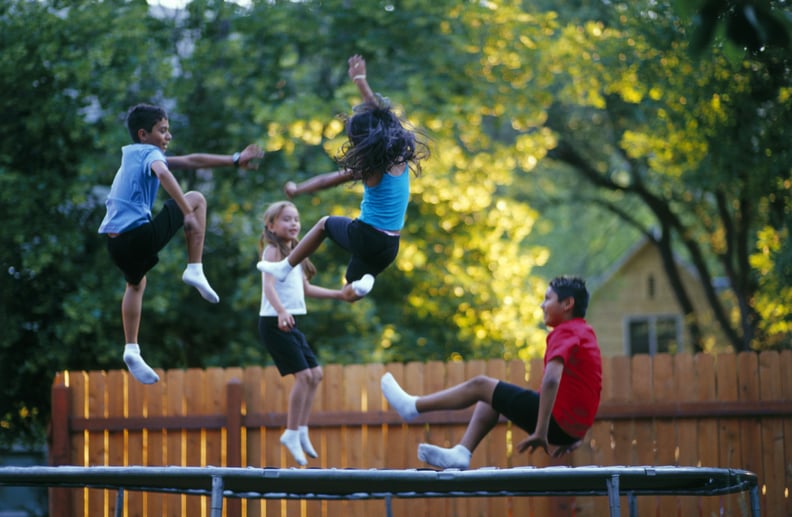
xmin=358 ymin=167 xmax=410 ymax=231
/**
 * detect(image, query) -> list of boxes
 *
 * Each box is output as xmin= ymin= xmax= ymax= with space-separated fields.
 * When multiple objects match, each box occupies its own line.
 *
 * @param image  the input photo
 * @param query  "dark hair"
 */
xmin=126 ymin=104 xmax=167 ymax=143
xmin=549 ymin=275 xmax=589 ymax=318
xmin=334 ymin=101 xmax=429 ymax=183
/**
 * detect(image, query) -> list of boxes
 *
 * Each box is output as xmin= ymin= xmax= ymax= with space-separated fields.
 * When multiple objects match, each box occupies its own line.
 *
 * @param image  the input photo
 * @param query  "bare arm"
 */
xmin=151 ymin=161 xmax=193 ymax=216
xmin=516 ymin=358 xmax=564 ymax=455
xmin=304 ymin=278 xmax=344 ymax=300
xmin=283 ymin=169 xmax=356 ymax=199
xmin=348 ymin=54 xmax=376 ymax=105
xmin=167 ymin=143 xmax=264 ymax=170
xmin=262 ymin=246 xmax=295 ymax=330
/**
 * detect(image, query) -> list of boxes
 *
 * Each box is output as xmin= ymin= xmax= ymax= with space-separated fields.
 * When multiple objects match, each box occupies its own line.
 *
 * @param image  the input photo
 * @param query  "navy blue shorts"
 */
xmin=491 ymin=381 xmax=579 ymax=445
xmin=258 ymin=316 xmax=319 ymax=376
xmin=106 ymin=199 xmax=184 ymax=285
xmin=324 ymin=216 xmax=400 ymax=282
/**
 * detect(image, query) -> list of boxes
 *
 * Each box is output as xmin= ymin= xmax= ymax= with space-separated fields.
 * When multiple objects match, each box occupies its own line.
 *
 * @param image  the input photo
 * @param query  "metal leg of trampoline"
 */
xmin=385 ymin=493 xmax=393 ymax=517
xmin=210 ymin=475 xmax=224 ymax=517
xmin=628 ymin=492 xmax=637 ymax=517
xmin=115 ymin=488 xmax=124 ymax=517
xmin=750 ymin=485 xmax=761 ymax=517
xmin=606 ymin=474 xmax=621 ymax=517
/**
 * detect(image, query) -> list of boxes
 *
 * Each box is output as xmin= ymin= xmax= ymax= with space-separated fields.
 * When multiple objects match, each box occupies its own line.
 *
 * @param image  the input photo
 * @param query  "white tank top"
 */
xmin=259 ymin=262 xmax=307 ymax=316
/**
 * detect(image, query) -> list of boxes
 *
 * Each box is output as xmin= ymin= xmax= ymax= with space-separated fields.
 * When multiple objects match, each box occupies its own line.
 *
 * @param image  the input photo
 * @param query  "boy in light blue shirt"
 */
xmin=99 ymin=103 xmax=263 ymax=384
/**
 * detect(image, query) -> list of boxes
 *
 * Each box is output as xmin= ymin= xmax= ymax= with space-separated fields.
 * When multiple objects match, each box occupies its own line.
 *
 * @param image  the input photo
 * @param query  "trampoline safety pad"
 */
xmin=0 ymin=465 xmax=759 ymax=517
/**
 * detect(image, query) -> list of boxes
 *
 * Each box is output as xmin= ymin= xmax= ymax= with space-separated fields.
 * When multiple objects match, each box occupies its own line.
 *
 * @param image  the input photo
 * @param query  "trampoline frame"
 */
xmin=0 ymin=465 xmax=760 ymax=517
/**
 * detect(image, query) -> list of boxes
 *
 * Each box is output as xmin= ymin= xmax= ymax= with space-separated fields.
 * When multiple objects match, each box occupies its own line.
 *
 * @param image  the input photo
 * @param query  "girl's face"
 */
xmin=540 ymin=286 xmax=570 ymax=328
xmin=267 ymin=205 xmax=301 ymax=241
xmin=138 ymin=118 xmax=171 ymax=152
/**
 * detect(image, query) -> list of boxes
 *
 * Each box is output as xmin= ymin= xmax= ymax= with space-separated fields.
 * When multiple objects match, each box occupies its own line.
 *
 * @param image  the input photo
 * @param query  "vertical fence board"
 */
xmin=243 ymin=366 xmax=264 ymax=516
xmin=69 ymin=372 xmax=87 ymax=517
xmin=717 ymin=353 xmax=740 ymax=516
xmin=164 ymin=369 xmax=185 ymax=516
xmin=447 ymin=359 xmax=473 ymax=517
xmin=126 ymin=375 xmax=145 ymax=517
xmin=144 ymin=375 xmax=165 ymax=517
xmin=758 ymin=351 xmax=785 ymax=516
xmin=106 ymin=371 xmax=125 ymax=517
xmin=263 ymin=365 xmax=287 ymax=516
xmin=184 ymin=369 xmax=205 ymax=516
xmin=86 ymin=371 xmax=107 ymax=516
xmin=737 ymin=351 xmax=763 ymax=517
xmin=673 ymin=353 xmax=699 ymax=516
xmin=780 ymin=350 xmax=792 ymax=517
xmin=422 ymin=360 xmax=449 ymax=517
xmin=695 ymin=353 xmax=720 ymax=517
xmin=653 ymin=354 xmax=678 ymax=515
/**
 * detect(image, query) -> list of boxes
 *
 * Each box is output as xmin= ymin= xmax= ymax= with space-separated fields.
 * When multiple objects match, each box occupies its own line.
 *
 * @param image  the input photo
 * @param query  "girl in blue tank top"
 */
xmin=258 ymin=54 xmax=429 ymax=302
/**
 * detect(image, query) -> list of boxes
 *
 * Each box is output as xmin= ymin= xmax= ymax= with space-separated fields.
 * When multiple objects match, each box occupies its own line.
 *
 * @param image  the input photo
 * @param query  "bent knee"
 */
xmin=184 ymin=191 xmax=207 ymax=208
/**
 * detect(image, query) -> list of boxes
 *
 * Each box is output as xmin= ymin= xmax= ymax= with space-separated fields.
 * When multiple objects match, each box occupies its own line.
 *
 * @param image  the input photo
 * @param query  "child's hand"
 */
xmin=516 ymin=433 xmax=549 ymax=455
xmin=283 ymin=181 xmax=298 ymax=198
xmin=239 ymin=144 xmax=265 ymax=170
xmin=348 ymin=54 xmax=367 ymax=81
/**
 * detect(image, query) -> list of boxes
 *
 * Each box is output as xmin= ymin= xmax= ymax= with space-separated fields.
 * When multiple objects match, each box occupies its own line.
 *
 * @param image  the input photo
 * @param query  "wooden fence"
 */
xmin=48 ymin=351 xmax=792 ymax=516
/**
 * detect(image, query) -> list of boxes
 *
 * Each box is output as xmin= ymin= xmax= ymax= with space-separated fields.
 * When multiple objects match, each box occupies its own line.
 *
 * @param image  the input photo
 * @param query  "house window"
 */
xmin=625 ymin=315 xmax=682 ymax=355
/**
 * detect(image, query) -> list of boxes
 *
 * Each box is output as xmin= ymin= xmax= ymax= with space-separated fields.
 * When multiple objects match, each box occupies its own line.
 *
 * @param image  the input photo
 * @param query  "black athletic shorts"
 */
xmin=106 ymin=199 xmax=184 ymax=285
xmin=258 ymin=316 xmax=319 ymax=376
xmin=491 ymin=381 xmax=579 ymax=445
xmin=324 ymin=216 xmax=399 ymax=282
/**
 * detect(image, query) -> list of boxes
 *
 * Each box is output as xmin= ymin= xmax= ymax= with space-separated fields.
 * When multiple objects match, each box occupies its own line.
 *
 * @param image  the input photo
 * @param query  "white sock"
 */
xmin=298 ymin=426 xmax=318 ymax=458
xmin=256 ymin=258 xmax=293 ymax=282
xmin=381 ymin=372 xmax=418 ymax=421
xmin=280 ymin=429 xmax=307 ymax=466
xmin=418 ymin=443 xmax=472 ymax=469
xmin=182 ymin=264 xmax=219 ymax=303
xmin=350 ymin=274 xmax=375 ymax=297
xmin=123 ymin=344 xmax=160 ymax=384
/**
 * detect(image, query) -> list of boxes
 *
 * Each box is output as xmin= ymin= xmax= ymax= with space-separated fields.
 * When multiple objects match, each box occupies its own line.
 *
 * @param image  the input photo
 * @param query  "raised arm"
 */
xmin=167 ymin=143 xmax=264 ymax=170
xmin=348 ymin=54 xmax=376 ymax=105
xmin=283 ymin=169 xmax=356 ymax=199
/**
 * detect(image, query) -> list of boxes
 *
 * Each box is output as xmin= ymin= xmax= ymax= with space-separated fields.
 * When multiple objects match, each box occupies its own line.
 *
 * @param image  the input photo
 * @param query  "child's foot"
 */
xmin=256 ymin=258 xmax=293 ymax=282
xmin=418 ymin=443 xmax=471 ymax=469
xmin=350 ymin=274 xmax=375 ymax=297
xmin=123 ymin=344 xmax=160 ymax=384
xmin=381 ymin=372 xmax=418 ymax=421
xmin=299 ymin=426 xmax=318 ymax=458
xmin=280 ymin=429 xmax=307 ymax=466
xmin=182 ymin=264 xmax=220 ymax=303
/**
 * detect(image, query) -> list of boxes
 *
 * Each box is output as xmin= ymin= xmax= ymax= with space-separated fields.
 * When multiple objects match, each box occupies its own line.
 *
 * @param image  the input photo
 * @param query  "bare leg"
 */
xmin=417 ymin=375 xmax=499 ymax=412
xmin=180 ymin=191 xmax=219 ymax=303
xmin=459 ymin=401 xmax=501 ymax=452
xmin=287 ymin=216 xmax=329 ymax=267
xmin=122 ymin=277 xmax=146 ymax=344
xmin=121 ymin=277 xmax=159 ymax=384
xmin=296 ymin=366 xmax=322 ymax=458
xmin=183 ymin=191 xmax=207 ymax=263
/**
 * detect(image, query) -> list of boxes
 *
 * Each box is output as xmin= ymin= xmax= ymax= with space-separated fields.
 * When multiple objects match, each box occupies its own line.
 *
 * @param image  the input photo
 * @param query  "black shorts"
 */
xmin=324 ymin=216 xmax=399 ymax=282
xmin=106 ymin=199 xmax=184 ymax=285
xmin=258 ymin=316 xmax=319 ymax=376
xmin=491 ymin=381 xmax=579 ymax=445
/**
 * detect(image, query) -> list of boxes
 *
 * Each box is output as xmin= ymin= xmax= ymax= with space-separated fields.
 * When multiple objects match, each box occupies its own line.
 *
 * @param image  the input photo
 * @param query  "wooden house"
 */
xmin=585 ymin=237 xmax=729 ymax=356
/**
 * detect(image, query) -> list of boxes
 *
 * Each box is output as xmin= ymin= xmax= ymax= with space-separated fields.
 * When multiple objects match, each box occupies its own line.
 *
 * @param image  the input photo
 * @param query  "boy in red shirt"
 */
xmin=381 ymin=275 xmax=602 ymax=468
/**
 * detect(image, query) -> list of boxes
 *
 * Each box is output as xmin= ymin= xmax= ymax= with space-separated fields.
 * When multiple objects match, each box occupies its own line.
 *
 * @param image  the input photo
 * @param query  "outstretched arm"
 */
xmin=283 ymin=169 xmax=356 ymax=198
xmin=167 ymin=143 xmax=264 ymax=170
xmin=348 ymin=54 xmax=376 ymax=105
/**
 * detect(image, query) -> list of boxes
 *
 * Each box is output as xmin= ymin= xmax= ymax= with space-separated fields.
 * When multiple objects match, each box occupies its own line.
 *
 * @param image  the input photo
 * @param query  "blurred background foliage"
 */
xmin=0 ymin=0 xmax=789 ymax=445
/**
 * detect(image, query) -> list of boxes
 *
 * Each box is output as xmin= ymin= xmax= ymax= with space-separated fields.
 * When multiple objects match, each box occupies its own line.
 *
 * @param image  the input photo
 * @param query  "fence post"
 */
xmin=226 ymin=378 xmax=243 ymax=517
xmin=48 ymin=374 xmax=71 ymax=517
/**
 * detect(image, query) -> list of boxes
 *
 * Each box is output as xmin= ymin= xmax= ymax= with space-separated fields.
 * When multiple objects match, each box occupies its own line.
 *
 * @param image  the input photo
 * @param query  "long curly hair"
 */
xmin=334 ymin=95 xmax=430 ymax=183
xmin=258 ymin=201 xmax=316 ymax=280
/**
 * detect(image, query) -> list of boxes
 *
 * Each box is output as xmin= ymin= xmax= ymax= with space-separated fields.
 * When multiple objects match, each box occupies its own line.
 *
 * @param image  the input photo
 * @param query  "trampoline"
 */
xmin=0 ymin=465 xmax=759 ymax=517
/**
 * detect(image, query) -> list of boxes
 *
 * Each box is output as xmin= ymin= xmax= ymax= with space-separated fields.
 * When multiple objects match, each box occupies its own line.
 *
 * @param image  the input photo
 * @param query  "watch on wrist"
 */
xmin=232 ymin=152 xmax=241 ymax=167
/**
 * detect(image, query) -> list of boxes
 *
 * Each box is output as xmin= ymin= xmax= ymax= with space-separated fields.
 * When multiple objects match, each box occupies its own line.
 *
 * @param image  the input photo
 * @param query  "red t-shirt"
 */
xmin=544 ymin=318 xmax=602 ymax=438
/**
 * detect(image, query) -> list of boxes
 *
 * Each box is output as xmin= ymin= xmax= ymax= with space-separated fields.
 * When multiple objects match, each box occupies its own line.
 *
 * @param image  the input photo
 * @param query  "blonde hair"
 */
xmin=258 ymin=201 xmax=317 ymax=280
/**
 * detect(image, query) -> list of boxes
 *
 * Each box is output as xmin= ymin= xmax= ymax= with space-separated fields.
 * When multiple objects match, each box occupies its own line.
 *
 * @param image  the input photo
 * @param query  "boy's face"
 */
xmin=541 ymin=286 xmax=572 ymax=328
xmin=138 ymin=118 xmax=171 ymax=152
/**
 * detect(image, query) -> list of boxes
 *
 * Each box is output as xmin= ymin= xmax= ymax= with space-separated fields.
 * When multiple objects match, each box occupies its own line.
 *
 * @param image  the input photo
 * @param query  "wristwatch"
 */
xmin=232 ymin=152 xmax=241 ymax=167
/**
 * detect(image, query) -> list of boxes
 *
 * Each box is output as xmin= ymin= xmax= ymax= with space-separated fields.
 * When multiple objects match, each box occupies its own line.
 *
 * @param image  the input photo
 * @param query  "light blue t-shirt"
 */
xmin=97 ymin=144 xmax=167 ymax=234
xmin=358 ymin=167 xmax=410 ymax=231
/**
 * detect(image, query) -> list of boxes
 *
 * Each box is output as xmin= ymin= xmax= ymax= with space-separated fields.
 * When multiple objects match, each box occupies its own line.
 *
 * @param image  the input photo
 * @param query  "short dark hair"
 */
xmin=549 ymin=275 xmax=589 ymax=318
xmin=126 ymin=104 xmax=167 ymax=143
